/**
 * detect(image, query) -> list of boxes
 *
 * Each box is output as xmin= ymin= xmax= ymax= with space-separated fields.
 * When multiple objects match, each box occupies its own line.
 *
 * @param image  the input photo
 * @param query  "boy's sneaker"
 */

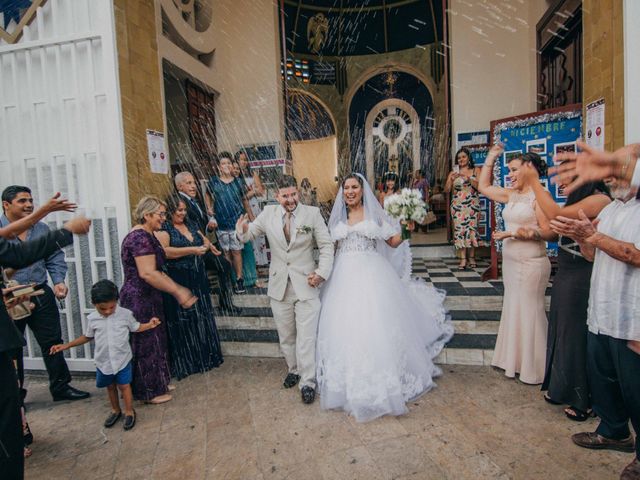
xmin=234 ymin=278 xmax=246 ymax=294
xmin=123 ymin=410 xmax=136 ymax=431
xmin=104 ymin=411 xmax=122 ymax=428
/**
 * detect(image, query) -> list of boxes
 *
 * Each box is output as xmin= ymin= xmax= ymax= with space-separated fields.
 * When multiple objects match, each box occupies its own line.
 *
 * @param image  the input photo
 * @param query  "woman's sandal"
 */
xmin=468 ymin=260 xmax=477 ymax=269
xmin=457 ymin=261 xmax=466 ymax=271
xmin=565 ymin=406 xmax=593 ymax=422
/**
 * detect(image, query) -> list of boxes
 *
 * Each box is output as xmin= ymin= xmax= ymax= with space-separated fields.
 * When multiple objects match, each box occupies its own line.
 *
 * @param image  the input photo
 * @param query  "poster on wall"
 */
xmin=146 ymin=130 xmax=168 ymax=174
xmin=490 ymin=105 xmax=582 ymax=256
xmin=455 ymin=130 xmax=490 ymax=154
xmin=586 ymin=98 xmax=605 ymax=151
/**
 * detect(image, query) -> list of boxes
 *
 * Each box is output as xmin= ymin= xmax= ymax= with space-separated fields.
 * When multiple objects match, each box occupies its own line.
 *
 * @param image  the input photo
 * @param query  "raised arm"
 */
xmin=236 ymin=209 xmax=268 ymax=243
xmin=478 ymin=144 xmax=511 ymax=203
xmin=0 ymin=193 xmax=77 ymax=240
xmin=520 ymin=162 xmax=611 ymax=220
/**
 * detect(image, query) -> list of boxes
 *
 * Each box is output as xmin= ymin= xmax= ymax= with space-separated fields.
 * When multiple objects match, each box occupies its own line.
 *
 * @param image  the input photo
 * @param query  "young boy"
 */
xmin=50 ymin=280 xmax=160 ymax=430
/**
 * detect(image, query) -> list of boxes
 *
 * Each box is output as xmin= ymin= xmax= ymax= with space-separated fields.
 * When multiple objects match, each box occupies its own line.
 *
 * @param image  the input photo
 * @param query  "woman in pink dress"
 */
xmin=478 ymin=145 xmax=554 ymax=385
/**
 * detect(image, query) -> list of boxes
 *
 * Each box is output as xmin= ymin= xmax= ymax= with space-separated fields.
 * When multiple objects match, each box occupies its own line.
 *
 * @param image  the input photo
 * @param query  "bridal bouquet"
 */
xmin=384 ymin=189 xmax=428 ymax=238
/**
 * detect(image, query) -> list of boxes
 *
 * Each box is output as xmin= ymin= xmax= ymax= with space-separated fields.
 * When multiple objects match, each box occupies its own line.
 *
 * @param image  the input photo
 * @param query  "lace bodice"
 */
xmin=337 ymin=231 xmax=377 ymax=254
xmin=503 ymin=190 xmax=539 ymax=231
xmin=331 ymin=220 xmax=397 ymax=255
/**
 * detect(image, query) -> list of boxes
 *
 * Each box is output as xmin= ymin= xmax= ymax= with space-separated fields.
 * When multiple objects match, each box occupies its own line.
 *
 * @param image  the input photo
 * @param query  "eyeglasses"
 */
xmin=154 ymin=211 xmax=167 ymax=218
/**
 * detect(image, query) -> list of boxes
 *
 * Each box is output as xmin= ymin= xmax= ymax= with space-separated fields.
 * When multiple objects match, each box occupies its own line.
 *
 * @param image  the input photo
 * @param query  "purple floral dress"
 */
xmin=120 ymin=229 xmax=170 ymax=401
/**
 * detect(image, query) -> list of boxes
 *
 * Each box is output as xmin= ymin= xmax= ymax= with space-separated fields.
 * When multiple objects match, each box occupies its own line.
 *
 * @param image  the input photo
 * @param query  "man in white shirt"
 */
xmin=550 ymin=175 xmax=640 ymax=480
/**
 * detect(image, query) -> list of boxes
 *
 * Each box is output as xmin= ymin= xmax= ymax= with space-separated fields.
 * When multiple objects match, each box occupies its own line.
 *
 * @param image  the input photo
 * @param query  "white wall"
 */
xmin=157 ymin=0 xmax=285 ymax=156
xmin=624 ymin=0 xmax=640 ymax=143
xmin=449 ymin=0 xmax=549 ymax=142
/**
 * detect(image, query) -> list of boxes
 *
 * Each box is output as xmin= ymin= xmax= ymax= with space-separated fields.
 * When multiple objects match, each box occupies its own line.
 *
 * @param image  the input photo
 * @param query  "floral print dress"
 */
xmin=450 ymin=175 xmax=480 ymax=249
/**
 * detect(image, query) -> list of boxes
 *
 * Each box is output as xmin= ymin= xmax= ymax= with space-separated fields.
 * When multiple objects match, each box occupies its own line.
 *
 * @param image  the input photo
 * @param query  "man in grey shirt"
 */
xmin=1 ymin=185 xmax=89 ymax=401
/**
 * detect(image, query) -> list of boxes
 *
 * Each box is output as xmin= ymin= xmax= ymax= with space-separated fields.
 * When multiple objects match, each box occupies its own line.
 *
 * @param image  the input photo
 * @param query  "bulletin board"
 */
xmin=483 ymin=104 xmax=582 ymax=280
xmin=466 ymin=144 xmax=491 ymax=246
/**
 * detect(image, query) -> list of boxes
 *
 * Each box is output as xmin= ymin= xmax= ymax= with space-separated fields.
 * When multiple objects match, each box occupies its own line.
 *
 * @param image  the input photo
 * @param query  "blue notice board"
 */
xmin=466 ymin=144 xmax=491 ymax=246
xmin=490 ymin=106 xmax=582 ymax=255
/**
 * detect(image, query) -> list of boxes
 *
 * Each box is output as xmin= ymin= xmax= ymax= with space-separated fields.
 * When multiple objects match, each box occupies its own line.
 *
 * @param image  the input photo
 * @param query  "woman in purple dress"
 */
xmin=120 ymin=196 xmax=197 ymax=404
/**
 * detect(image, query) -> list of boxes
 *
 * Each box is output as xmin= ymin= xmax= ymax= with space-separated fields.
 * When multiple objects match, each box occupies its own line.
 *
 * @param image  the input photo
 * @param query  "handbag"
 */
xmin=423 ymin=210 xmax=437 ymax=225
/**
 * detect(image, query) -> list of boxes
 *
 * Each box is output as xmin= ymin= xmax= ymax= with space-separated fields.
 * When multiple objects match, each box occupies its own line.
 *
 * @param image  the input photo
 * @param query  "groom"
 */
xmin=236 ymin=175 xmax=334 ymax=403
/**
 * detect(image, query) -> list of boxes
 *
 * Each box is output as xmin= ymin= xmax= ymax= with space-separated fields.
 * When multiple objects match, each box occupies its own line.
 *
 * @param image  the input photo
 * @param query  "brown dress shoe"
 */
xmin=572 ymin=432 xmax=635 ymax=453
xmin=621 ymin=458 xmax=640 ymax=480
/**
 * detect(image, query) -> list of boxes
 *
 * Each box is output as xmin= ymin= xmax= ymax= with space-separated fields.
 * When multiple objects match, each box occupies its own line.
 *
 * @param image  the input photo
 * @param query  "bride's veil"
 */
xmin=328 ymin=173 xmax=412 ymax=280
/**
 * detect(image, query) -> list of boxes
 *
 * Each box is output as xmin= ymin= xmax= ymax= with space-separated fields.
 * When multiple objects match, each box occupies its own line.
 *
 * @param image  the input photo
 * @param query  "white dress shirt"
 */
xmin=587 ymin=199 xmax=640 ymax=341
xmin=85 ymin=305 xmax=141 ymax=374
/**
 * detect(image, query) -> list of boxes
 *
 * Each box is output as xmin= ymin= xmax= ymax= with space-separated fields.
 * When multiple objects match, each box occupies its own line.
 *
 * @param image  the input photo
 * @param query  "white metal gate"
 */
xmin=0 ymin=0 xmax=130 ymax=371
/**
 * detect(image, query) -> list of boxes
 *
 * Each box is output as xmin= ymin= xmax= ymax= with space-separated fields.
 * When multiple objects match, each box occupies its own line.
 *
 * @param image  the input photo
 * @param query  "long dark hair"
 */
xmin=382 ymin=172 xmax=399 ymax=193
xmin=455 ymin=147 xmax=475 ymax=168
xmin=342 ymin=173 xmax=364 ymax=212
xmin=507 ymin=152 xmax=548 ymax=177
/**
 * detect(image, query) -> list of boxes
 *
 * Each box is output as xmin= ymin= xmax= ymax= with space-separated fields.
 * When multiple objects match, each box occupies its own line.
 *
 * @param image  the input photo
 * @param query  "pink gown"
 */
xmin=491 ymin=190 xmax=550 ymax=385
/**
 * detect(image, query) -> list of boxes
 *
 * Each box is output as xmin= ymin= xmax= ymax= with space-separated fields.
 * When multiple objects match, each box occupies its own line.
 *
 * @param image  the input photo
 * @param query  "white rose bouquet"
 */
xmin=384 ymin=188 xmax=428 ymax=238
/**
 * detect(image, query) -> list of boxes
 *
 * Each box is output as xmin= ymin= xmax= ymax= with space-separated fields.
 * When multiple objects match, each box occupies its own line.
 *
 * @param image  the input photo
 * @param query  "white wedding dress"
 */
xmin=316 ymin=216 xmax=453 ymax=422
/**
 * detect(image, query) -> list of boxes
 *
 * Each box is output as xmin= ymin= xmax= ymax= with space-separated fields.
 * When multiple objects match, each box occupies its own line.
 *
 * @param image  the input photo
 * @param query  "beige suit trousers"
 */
xmin=269 ymin=279 xmax=321 ymax=389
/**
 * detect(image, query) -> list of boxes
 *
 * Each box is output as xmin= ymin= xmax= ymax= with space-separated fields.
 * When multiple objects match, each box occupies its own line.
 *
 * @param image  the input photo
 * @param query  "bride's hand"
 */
xmin=493 ymin=230 xmax=512 ymax=241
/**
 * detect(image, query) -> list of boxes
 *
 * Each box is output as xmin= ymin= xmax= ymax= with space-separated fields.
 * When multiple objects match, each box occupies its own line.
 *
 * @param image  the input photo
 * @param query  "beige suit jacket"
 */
xmin=237 ymin=204 xmax=334 ymax=301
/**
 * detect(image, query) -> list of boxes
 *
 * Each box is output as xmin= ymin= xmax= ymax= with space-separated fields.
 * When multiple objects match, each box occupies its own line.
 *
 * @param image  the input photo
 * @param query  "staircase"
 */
xmin=214 ymin=244 xmax=552 ymax=366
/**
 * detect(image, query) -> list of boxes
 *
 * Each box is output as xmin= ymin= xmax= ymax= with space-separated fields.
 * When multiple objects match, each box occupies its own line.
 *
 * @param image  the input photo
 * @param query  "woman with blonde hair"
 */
xmin=119 ymin=196 xmax=197 ymax=404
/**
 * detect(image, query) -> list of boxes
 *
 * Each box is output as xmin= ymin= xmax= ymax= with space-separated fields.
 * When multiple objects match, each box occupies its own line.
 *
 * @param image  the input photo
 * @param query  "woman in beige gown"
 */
xmin=479 ymin=145 xmax=553 ymax=385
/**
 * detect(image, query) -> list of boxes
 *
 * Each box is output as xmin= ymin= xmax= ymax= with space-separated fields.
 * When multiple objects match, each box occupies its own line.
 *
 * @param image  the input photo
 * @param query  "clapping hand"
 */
xmin=549 ymin=209 xmax=598 ymax=242
xmin=44 ymin=192 xmax=77 ymax=214
xmin=518 ymin=162 xmax=539 ymax=186
xmin=487 ymin=143 xmax=504 ymax=164
xmin=236 ymin=214 xmax=250 ymax=234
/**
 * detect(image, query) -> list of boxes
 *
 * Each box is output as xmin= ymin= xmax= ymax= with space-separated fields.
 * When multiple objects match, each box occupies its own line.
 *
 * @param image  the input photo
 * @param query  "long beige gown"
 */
xmin=491 ymin=190 xmax=550 ymax=385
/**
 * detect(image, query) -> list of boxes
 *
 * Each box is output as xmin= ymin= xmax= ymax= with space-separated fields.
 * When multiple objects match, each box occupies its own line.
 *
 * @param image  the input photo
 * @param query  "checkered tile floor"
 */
xmin=411 ymin=258 xmax=554 ymax=296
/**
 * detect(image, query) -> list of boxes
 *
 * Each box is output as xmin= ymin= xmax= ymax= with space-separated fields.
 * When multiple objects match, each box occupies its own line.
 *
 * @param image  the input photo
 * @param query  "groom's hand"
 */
xmin=236 ymin=214 xmax=249 ymax=234
xmin=307 ymin=273 xmax=325 ymax=288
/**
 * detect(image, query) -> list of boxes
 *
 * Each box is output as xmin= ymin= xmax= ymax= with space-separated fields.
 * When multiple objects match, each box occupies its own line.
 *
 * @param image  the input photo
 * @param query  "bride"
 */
xmin=316 ymin=173 xmax=453 ymax=422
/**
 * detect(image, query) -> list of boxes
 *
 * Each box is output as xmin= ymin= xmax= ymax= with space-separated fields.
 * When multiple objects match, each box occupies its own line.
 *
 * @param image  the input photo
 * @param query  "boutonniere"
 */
xmin=296 ymin=225 xmax=312 ymax=234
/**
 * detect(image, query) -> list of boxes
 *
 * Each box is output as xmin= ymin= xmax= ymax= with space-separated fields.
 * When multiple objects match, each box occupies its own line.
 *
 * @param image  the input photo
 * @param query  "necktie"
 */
xmin=283 ymin=212 xmax=292 ymax=243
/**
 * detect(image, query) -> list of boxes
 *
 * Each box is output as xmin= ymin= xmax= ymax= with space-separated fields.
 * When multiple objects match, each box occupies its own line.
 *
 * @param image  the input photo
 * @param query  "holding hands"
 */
xmin=307 ymin=272 xmax=325 ymax=288
xmin=236 ymin=214 xmax=250 ymax=234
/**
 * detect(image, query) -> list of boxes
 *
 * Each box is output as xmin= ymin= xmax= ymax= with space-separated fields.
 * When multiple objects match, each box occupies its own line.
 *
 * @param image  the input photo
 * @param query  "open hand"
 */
xmin=44 ymin=192 xmax=77 ymax=213
xmin=549 ymin=210 xmax=598 ymax=242
xmin=487 ymin=143 xmax=504 ymax=163
xmin=518 ymin=162 xmax=539 ymax=186
xmin=549 ymin=141 xmax=633 ymax=194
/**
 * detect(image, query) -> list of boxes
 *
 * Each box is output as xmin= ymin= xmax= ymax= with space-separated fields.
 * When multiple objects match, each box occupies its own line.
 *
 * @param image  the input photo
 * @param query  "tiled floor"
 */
xmin=23 ymin=357 xmax=630 ymax=480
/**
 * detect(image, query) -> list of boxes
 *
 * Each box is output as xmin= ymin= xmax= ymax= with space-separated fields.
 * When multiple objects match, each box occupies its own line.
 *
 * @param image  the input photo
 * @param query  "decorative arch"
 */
xmin=364 ymin=99 xmax=421 ymax=186
xmin=345 ymin=62 xmax=438 ymax=112
xmin=287 ymin=88 xmax=337 ymax=140
xmin=347 ymin=69 xmax=435 ymax=185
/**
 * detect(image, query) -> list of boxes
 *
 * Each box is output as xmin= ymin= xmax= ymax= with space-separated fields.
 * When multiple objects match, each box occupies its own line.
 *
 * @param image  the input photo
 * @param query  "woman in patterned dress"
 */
xmin=445 ymin=147 xmax=481 ymax=270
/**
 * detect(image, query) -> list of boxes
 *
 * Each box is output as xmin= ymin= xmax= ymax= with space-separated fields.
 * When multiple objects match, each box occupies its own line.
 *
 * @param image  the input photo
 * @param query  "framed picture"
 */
xmin=479 ymin=197 xmax=487 ymax=209
xmin=526 ymin=138 xmax=547 ymax=155
xmin=478 ymin=225 xmax=487 ymax=237
xmin=479 ymin=211 xmax=487 ymax=223
xmin=555 ymin=183 xmax=567 ymax=199
xmin=539 ymin=178 xmax=549 ymax=190
xmin=503 ymin=150 xmax=522 ymax=167
xmin=503 ymin=177 xmax=513 ymax=188
xmin=553 ymin=141 xmax=577 ymax=159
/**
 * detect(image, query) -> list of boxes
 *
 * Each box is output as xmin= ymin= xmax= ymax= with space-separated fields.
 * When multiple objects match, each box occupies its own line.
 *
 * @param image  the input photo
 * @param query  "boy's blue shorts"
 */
xmin=96 ymin=361 xmax=132 ymax=388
